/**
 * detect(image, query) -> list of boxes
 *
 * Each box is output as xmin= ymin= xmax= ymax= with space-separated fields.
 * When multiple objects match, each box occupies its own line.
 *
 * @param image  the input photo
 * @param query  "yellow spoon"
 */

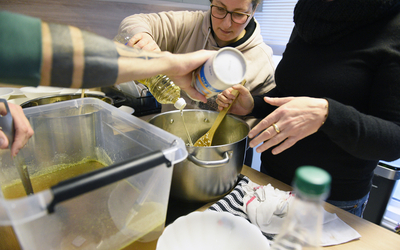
xmin=194 ymin=80 xmax=246 ymax=147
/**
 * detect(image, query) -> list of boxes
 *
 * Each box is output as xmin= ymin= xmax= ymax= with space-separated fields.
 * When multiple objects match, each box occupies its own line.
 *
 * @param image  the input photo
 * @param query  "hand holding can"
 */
xmin=194 ymin=47 xmax=247 ymax=99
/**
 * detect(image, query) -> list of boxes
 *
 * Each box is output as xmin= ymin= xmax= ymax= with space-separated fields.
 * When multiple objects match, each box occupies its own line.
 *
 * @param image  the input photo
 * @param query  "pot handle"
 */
xmin=187 ymin=151 xmax=231 ymax=168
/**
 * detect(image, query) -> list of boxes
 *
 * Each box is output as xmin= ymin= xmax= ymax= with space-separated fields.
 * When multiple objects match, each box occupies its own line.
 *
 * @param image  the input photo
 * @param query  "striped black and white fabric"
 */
xmin=207 ymin=175 xmax=276 ymax=240
xmin=207 ymin=175 xmax=250 ymax=220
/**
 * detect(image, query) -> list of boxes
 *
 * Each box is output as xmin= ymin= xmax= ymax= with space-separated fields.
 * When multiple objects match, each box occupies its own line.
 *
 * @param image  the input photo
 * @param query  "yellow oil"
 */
xmin=0 ymin=159 xmax=166 ymax=250
xmin=120 ymin=202 xmax=166 ymax=250
xmin=1 ymin=159 xmax=106 ymax=199
xmin=0 ymin=159 xmax=106 ymax=250
xmin=0 ymin=226 xmax=20 ymax=250
xmin=194 ymin=132 xmax=212 ymax=147
xmin=138 ymin=75 xmax=181 ymax=105
xmin=180 ymin=110 xmax=193 ymax=146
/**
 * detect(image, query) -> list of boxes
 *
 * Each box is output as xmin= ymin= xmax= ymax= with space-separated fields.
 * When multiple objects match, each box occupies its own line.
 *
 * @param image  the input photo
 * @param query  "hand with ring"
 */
xmin=248 ymin=96 xmax=329 ymax=155
xmin=272 ymin=123 xmax=280 ymax=134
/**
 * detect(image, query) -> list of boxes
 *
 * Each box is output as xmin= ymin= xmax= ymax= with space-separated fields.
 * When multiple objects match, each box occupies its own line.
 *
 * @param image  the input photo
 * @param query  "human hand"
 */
xmin=127 ymin=33 xmax=161 ymax=52
xmin=164 ymin=50 xmax=217 ymax=103
xmin=0 ymin=102 xmax=34 ymax=157
xmin=249 ymin=97 xmax=328 ymax=155
xmin=216 ymin=84 xmax=254 ymax=115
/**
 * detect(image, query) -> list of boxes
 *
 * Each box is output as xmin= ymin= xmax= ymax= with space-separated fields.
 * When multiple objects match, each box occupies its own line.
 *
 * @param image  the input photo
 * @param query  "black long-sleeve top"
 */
xmin=251 ymin=9 xmax=400 ymax=201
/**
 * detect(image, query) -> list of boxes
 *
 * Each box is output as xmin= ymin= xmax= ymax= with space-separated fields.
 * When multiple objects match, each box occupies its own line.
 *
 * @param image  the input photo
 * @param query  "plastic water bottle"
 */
xmin=113 ymin=33 xmax=186 ymax=110
xmin=271 ymin=166 xmax=331 ymax=250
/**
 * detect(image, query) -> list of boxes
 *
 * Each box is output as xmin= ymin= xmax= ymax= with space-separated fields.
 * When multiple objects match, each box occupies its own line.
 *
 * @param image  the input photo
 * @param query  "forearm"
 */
xmin=1 ymin=10 xmax=213 ymax=99
xmin=40 ymin=21 xmax=175 ymax=88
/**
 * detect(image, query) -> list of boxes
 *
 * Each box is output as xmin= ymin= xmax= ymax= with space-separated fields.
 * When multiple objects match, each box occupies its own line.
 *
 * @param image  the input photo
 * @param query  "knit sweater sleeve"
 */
xmin=118 ymin=11 xmax=205 ymax=52
xmin=249 ymin=87 xmax=284 ymax=118
xmin=320 ymin=60 xmax=400 ymax=162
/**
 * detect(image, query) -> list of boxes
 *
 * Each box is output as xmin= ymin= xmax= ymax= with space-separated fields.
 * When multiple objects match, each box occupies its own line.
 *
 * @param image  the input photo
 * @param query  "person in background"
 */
xmin=216 ymin=0 xmax=400 ymax=217
xmin=118 ymin=0 xmax=275 ymax=125
xmin=0 ymin=10 xmax=217 ymax=156
xmin=119 ymin=0 xmax=275 ymax=166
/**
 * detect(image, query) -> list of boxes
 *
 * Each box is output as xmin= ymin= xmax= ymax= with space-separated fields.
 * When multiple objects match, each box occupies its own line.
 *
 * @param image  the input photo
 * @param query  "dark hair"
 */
xmin=209 ymin=0 xmax=261 ymax=9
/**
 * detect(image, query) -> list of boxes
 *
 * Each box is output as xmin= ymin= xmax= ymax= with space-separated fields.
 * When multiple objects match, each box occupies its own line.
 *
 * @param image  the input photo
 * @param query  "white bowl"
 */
xmin=156 ymin=211 xmax=270 ymax=250
xmin=20 ymin=86 xmax=63 ymax=99
xmin=0 ymin=88 xmax=14 ymax=100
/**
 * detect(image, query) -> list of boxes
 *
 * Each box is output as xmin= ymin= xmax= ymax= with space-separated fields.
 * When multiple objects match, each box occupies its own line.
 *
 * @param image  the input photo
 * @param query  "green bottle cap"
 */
xmin=294 ymin=166 xmax=331 ymax=196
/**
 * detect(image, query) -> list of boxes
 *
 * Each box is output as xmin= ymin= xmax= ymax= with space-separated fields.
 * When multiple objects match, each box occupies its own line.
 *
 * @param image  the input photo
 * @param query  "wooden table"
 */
xmin=124 ymin=165 xmax=400 ymax=250
xmin=2 ymin=162 xmax=399 ymax=249
xmin=237 ymin=166 xmax=400 ymax=250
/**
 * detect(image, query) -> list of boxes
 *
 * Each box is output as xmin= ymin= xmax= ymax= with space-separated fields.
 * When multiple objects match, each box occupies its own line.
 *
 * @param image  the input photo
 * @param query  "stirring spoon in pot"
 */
xmin=194 ymin=80 xmax=246 ymax=147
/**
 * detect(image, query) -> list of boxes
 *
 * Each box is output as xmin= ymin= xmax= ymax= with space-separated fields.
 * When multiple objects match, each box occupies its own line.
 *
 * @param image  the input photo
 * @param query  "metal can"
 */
xmin=194 ymin=47 xmax=247 ymax=99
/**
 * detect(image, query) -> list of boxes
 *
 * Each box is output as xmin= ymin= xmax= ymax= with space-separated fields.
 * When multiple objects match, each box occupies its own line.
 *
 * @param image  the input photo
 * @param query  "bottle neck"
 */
xmin=294 ymin=187 xmax=329 ymax=203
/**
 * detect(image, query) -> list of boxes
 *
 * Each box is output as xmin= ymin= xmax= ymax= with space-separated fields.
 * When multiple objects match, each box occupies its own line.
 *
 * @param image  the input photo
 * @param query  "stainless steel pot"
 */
xmin=149 ymin=110 xmax=250 ymax=202
xmin=20 ymin=93 xmax=113 ymax=108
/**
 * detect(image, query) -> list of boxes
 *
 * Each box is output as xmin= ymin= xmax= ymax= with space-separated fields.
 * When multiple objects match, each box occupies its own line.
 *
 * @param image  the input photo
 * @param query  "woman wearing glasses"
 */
xmin=118 ymin=0 xmax=275 ymax=127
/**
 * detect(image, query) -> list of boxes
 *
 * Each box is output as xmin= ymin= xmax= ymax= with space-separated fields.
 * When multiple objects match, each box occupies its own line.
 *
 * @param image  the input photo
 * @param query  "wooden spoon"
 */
xmin=194 ymin=80 xmax=246 ymax=147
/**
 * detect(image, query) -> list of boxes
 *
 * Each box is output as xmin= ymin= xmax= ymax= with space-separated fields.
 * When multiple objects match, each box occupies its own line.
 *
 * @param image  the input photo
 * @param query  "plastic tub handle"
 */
xmin=47 ymin=150 xmax=171 ymax=213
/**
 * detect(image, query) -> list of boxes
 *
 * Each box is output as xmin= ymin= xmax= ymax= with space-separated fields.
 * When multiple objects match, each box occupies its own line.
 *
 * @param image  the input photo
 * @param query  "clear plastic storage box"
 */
xmin=0 ymin=98 xmax=187 ymax=250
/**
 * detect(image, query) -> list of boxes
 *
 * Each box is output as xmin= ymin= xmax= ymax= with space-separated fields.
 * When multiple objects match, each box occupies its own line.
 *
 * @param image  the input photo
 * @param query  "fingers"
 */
xmin=126 ymin=33 xmax=142 ymax=47
xmin=216 ymin=84 xmax=253 ymax=114
xmin=216 ymin=93 xmax=231 ymax=110
xmin=166 ymin=50 xmax=216 ymax=77
xmin=184 ymin=50 xmax=217 ymax=70
xmin=263 ymin=96 xmax=294 ymax=106
xmin=0 ymin=131 xmax=9 ymax=150
xmin=249 ymin=117 xmax=275 ymax=139
xmin=270 ymin=136 xmax=297 ymax=155
xmin=181 ymin=86 xmax=207 ymax=103
xmin=249 ymin=122 xmax=288 ymax=154
xmin=8 ymin=104 xmax=34 ymax=157
xmin=249 ymin=120 xmax=279 ymax=146
xmin=216 ymin=88 xmax=234 ymax=109
xmin=127 ymin=33 xmax=161 ymax=52
xmin=0 ymin=102 xmax=9 ymax=149
xmin=133 ymin=41 xmax=161 ymax=52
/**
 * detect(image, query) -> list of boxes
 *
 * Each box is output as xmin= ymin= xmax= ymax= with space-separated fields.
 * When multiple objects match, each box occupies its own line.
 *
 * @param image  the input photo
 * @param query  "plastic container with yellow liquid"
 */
xmin=0 ymin=98 xmax=188 ymax=250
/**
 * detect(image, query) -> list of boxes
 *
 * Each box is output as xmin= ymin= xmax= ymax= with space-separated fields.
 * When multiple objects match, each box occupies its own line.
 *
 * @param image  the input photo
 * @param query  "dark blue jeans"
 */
xmin=326 ymin=192 xmax=370 ymax=218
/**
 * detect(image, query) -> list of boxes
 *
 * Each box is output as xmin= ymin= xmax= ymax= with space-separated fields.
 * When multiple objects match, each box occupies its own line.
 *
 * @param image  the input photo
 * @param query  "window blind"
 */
xmin=254 ymin=0 xmax=297 ymax=55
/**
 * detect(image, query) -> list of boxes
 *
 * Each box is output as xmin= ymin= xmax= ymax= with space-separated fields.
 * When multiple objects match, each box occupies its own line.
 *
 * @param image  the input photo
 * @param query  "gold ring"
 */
xmin=272 ymin=123 xmax=281 ymax=134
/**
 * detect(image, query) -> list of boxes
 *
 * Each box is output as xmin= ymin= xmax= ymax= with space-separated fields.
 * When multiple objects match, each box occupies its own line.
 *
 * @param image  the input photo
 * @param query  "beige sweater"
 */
xmin=119 ymin=10 xmax=276 ymax=126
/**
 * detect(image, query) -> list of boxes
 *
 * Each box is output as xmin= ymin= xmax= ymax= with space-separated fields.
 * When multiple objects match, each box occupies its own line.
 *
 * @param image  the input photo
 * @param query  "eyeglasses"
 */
xmin=210 ymin=5 xmax=252 ymax=25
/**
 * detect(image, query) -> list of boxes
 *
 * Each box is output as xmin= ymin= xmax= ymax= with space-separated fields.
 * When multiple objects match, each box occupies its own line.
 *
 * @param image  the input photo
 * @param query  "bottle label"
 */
xmin=194 ymin=47 xmax=247 ymax=99
xmin=195 ymin=65 xmax=224 ymax=98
